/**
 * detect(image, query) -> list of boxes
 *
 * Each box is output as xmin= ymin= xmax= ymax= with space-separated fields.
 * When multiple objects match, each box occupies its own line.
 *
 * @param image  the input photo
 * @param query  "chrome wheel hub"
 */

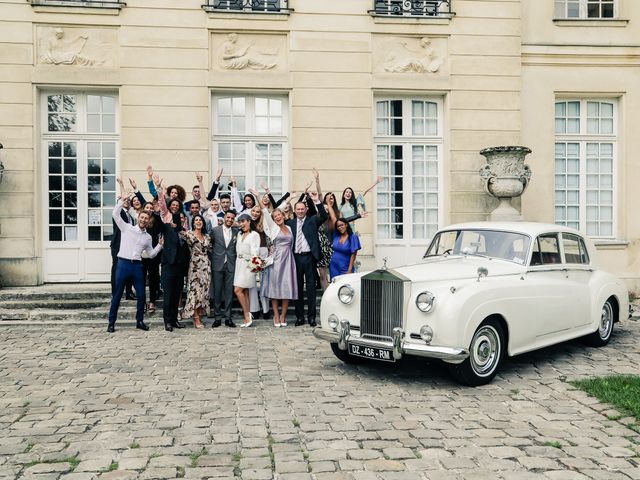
xmin=599 ymin=302 xmax=613 ymax=339
xmin=470 ymin=326 xmax=500 ymax=376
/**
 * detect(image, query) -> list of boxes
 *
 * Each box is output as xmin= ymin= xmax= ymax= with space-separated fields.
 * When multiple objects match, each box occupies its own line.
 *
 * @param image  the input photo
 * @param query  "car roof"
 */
xmin=441 ymin=221 xmax=583 ymax=238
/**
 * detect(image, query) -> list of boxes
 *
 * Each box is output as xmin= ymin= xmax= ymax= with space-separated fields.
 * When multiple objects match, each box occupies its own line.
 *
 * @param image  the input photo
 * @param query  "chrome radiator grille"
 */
xmin=360 ymin=270 xmax=406 ymax=339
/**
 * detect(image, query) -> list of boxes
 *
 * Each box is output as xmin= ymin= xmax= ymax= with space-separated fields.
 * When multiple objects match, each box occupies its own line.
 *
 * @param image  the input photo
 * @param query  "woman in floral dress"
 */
xmin=179 ymin=214 xmax=212 ymax=329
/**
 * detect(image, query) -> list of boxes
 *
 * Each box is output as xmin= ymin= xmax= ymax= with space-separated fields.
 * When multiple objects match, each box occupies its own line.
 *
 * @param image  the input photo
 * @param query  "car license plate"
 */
xmin=348 ymin=343 xmax=395 ymax=362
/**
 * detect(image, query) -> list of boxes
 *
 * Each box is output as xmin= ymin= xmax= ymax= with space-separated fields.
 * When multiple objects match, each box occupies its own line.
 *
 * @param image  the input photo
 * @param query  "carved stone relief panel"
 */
xmin=36 ymin=26 xmax=118 ymax=67
xmin=373 ymin=35 xmax=447 ymax=75
xmin=211 ymin=32 xmax=287 ymax=72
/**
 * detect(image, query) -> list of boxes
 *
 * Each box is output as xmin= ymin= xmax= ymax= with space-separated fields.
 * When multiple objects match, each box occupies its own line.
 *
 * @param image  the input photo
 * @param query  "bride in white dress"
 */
xmin=233 ymin=214 xmax=260 ymax=327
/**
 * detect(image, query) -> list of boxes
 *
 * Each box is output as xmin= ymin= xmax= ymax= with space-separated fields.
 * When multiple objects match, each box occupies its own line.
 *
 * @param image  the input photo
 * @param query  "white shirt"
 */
xmin=113 ymin=200 xmax=162 ymax=261
xmin=295 ymin=217 xmax=311 ymax=254
xmin=223 ymin=226 xmax=232 ymax=247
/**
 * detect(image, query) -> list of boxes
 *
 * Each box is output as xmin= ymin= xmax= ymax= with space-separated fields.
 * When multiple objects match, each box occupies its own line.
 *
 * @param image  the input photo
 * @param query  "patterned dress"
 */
xmin=179 ymin=231 xmax=212 ymax=317
xmin=318 ymin=224 xmax=333 ymax=268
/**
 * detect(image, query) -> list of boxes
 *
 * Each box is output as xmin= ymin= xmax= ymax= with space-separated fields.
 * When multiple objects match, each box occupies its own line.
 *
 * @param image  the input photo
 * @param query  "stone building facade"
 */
xmin=0 ymin=0 xmax=638 ymax=288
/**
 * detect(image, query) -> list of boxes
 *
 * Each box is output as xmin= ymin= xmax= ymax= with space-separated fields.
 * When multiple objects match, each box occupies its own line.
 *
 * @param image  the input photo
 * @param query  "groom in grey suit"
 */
xmin=210 ymin=210 xmax=239 ymax=328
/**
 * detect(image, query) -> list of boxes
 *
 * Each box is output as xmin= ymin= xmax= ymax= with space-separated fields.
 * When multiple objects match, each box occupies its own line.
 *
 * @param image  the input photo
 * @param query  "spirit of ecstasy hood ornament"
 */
xmin=382 ymin=257 xmax=388 ymax=270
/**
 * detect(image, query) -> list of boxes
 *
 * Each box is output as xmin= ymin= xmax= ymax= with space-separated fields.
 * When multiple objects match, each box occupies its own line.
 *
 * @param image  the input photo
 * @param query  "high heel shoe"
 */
xmin=242 ymin=312 xmax=253 ymax=328
xmin=194 ymin=313 xmax=204 ymax=329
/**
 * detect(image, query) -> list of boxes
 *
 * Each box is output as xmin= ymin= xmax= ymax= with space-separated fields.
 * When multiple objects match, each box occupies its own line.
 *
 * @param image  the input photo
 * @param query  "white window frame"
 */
xmin=554 ymin=98 xmax=618 ymax=239
xmin=374 ymin=96 xmax=444 ymax=246
xmin=211 ymin=93 xmax=289 ymax=198
xmin=40 ymin=90 xmax=119 ymax=247
xmin=554 ymin=0 xmax=616 ymax=19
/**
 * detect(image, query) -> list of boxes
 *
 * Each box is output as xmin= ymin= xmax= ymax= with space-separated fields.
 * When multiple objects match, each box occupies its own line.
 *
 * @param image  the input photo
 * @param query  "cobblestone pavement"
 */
xmin=1 ymin=319 xmax=639 ymax=480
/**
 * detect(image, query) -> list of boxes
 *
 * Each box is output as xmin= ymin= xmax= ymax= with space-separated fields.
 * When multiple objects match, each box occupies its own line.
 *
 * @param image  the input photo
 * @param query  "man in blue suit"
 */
xmin=286 ymin=191 xmax=328 ymax=327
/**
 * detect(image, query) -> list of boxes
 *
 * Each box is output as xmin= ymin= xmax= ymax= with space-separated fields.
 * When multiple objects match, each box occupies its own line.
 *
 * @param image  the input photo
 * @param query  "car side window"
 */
xmin=530 ymin=234 xmax=561 ymax=266
xmin=563 ymin=234 xmax=590 ymax=264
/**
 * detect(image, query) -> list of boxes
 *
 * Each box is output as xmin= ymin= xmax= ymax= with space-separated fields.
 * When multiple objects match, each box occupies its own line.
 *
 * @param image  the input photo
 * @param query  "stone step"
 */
xmin=0 ymin=317 xmax=292 ymax=328
xmin=0 ymin=282 xmax=325 ymax=326
xmin=0 ymin=300 xmax=323 ymax=325
xmin=0 ymin=299 xmax=113 ymax=310
xmin=0 ymin=284 xmax=113 ymax=302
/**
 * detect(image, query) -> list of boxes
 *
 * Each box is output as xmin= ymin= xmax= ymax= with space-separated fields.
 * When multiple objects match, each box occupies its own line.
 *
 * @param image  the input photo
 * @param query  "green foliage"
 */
xmin=24 ymin=456 xmax=80 ymax=472
xmin=543 ymin=441 xmax=562 ymax=449
xmin=190 ymin=448 xmax=208 ymax=467
xmin=571 ymin=375 xmax=640 ymax=421
xmin=107 ymin=461 xmax=118 ymax=472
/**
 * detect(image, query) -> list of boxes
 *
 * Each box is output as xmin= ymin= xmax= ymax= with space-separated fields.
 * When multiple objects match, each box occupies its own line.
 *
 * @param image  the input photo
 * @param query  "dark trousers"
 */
xmin=294 ymin=253 xmax=317 ymax=321
xmin=111 ymin=252 xmax=134 ymax=297
xmin=142 ymin=256 xmax=161 ymax=303
xmin=108 ymin=258 xmax=146 ymax=326
xmin=161 ymin=263 xmax=183 ymax=326
xmin=212 ymin=269 xmax=234 ymax=322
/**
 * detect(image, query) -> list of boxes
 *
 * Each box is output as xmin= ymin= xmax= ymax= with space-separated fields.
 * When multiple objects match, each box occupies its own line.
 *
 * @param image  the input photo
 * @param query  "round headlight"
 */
xmin=338 ymin=285 xmax=355 ymax=304
xmin=420 ymin=325 xmax=434 ymax=344
xmin=328 ymin=314 xmax=339 ymax=330
xmin=416 ymin=291 xmax=435 ymax=313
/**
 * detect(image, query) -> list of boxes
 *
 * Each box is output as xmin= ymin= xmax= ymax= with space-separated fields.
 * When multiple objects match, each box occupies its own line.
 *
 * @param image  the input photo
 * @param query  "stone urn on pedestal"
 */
xmin=479 ymin=146 xmax=532 ymax=221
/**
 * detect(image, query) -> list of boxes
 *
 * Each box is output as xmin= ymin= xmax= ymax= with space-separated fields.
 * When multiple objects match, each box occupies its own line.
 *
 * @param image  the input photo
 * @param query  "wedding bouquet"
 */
xmin=247 ymin=255 xmax=266 ymax=273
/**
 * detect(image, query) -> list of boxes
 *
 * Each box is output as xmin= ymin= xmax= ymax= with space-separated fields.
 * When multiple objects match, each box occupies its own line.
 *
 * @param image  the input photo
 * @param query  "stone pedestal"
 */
xmin=479 ymin=146 xmax=532 ymax=221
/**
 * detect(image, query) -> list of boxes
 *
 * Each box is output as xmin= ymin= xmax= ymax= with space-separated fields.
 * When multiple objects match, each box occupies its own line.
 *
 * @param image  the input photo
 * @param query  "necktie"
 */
xmin=295 ymin=220 xmax=304 ymax=254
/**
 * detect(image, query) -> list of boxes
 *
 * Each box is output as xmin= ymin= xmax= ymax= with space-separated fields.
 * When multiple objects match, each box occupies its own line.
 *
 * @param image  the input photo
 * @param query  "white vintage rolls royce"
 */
xmin=313 ymin=222 xmax=629 ymax=386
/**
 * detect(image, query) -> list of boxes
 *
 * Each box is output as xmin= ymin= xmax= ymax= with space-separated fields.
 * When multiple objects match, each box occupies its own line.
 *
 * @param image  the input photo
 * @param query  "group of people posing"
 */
xmin=107 ymin=165 xmax=382 ymax=333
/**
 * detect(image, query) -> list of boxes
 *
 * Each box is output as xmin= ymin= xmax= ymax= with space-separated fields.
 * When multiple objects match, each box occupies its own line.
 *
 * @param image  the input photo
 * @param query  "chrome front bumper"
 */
xmin=313 ymin=320 xmax=469 ymax=364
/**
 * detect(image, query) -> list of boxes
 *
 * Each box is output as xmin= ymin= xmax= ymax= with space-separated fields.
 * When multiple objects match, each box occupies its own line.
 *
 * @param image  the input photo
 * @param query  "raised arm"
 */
xmin=248 ymin=187 xmax=261 ymax=205
xmin=261 ymin=195 xmax=276 ymax=232
xmin=146 ymin=165 xmax=158 ymax=198
xmin=230 ymin=177 xmax=243 ymax=213
xmin=312 ymin=168 xmax=322 ymax=199
xmin=196 ymin=172 xmax=210 ymax=210
xmin=154 ymin=175 xmax=172 ymax=224
xmin=326 ymin=203 xmax=337 ymax=230
xmin=344 ymin=211 xmax=368 ymax=224
xmin=271 ymin=192 xmax=290 ymax=208
xmin=129 ymin=178 xmax=147 ymax=205
xmin=361 ymin=176 xmax=383 ymax=199
xmin=309 ymin=191 xmax=327 ymax=224
xmin=112 ymin=197 xmax=129 ymax=232
xmin=207 ymin=167 xmax=223 ymax=201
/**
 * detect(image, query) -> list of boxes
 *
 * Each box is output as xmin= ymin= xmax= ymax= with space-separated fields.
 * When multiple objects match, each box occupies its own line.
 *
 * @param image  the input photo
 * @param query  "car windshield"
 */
xmin=424 ymin=229 xmax=531 ymax=265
